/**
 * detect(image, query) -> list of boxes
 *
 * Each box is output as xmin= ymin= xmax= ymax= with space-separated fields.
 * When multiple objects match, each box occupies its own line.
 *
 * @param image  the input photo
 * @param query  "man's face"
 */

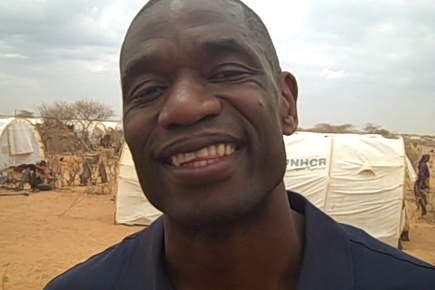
xmin=121 ymin=0 xmax=298 ymax=226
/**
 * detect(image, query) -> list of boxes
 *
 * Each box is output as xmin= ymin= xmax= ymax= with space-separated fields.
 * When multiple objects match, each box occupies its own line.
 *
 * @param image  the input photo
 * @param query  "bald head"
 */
xmin=120 ymin=0 xmax=281 ymax=79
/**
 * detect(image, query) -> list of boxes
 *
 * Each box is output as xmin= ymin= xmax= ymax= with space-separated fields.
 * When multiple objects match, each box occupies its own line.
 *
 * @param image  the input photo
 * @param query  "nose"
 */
xmin=158 ymin=74 xmax=222 ymax=128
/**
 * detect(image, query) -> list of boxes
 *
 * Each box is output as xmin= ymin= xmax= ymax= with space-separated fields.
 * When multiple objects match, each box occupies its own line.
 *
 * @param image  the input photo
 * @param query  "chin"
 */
xmin=163 ymin=190 xmax=270 ymax=231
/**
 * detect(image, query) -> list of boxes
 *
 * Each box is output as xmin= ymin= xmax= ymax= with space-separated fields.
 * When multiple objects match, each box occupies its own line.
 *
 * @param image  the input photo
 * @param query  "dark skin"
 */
xmin=121 ymin=0 xmax=303 ymax=289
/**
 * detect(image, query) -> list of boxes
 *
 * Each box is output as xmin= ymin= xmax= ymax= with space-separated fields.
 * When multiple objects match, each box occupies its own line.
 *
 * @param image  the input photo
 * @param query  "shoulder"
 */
xmin=43 ymin=231 xmax=142 ymax=290
xmin=341 ymin=224 xmax=435 ymax=290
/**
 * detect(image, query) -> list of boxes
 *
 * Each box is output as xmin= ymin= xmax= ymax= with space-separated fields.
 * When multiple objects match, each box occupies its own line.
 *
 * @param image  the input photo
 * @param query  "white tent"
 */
xmin=73 ymin=120 xmax=86 ymax=132
xmin=0 ymin=118 xmax=45 ymax=170
xmin=73 ymin=120 xmax=122 ymax=145
xmin=114 ymin=133 xmax=415 ymax=247
xmin=283 ymin=132 xmax=414 ymax=247
xmin=88 ymin=122 xmax=107 ymax=145
xmin=102 ymin=121 xmax=123 ymax=132
xmin=115 ymin=144 xmax=162 ymax=225
xmin=26 ymin=118 xmax=44 ymax=126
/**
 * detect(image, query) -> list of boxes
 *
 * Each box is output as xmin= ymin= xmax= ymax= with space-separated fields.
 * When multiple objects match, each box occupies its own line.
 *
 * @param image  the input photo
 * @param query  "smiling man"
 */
xmin=44 ymin=0 xmax=435 ymax=289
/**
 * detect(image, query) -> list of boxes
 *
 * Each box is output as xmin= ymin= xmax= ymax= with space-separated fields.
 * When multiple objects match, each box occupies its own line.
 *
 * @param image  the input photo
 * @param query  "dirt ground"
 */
xmin=0 ymin=189 xmax=142 ymax=290
xmin=0 ymin=189 xmax=434 ymax=290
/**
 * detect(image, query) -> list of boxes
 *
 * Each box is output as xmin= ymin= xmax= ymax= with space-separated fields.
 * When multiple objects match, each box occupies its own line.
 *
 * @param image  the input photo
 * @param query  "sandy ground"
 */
xmin=0 ymin=189 xmax=434 ymax=290
xmin=0 ymin=189 xmax=142 ymax=290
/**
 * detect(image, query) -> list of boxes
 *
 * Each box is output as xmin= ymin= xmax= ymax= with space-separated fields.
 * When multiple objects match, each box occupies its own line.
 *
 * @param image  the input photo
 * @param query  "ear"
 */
xmin=279 ymin=72 xmax=298 ymax=135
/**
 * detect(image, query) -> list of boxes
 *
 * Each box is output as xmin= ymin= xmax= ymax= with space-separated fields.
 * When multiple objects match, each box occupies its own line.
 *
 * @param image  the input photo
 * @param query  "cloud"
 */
xmin=0 ymin=0 xmax=145 ymax=116
xmin=270 ymin=0 xmax=435 ymax=134
xmin=320 ymin=68 xmax=347 ymax=80
xmin=0 ymin=53 xmax=27 ymax=59
xmin=0 ymin=0 xmax=434 ymax=134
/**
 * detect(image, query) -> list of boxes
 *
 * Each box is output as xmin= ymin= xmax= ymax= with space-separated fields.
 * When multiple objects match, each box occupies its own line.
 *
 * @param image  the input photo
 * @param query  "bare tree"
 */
xmin=301 ymin=122 xmax=398 ymax=138
xmin=37 ymin=99 xmax=113 ymax=128
xmin=74 ymin=99 xmax=114 ymax=131
xmin=36 ymin=99 xmax=116 ymax=153
xmin=37 ymin=101 xmax=77 ymax=127
xmin=305 ymin=123 xmax=357 ymax=134
xmin=362 ymin=123 xmax=395 ymax=138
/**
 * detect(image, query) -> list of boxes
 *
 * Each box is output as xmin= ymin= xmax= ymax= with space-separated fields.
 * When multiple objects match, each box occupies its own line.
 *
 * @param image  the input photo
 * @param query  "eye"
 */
xmin=214 ymin=71 xmax=243 ymax=79
xmin=144 ymin=86 xmax=165 ymax=95
xmin=133 ymin=85 xmax=167 ymax=100
xmin=209 ymin=69 xmax=247 ymax=83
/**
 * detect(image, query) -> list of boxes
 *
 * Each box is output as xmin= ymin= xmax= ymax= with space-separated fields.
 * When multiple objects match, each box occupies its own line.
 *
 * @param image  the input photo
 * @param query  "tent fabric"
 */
xmin=405 ymin=156 xmax=417 ymax=182
xmin=7 ymin=122 xmax=34 ymax=155
xmin=115 ymin=145 xmax=162 ymax=226
xmin=283 ymin=133 xmax=407 ymax=247
xmin=102 ymin=121 xmax=123 ymax=132
xmin=0 ymin=118 xmax=45 ymax=170
xmin=283 ymin=133 xmax=332 ymax=208
xmin=115 ymin=132 xmax=412 ymax=247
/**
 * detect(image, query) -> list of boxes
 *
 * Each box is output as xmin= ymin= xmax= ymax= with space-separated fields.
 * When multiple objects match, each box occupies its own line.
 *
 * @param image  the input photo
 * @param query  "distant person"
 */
xmin=414 ymin=154 xmax=431 ymax=216
xmin=36 ymin=160 xmax=53 ymax=184
xmin=13 ymin=163 xmax=37 ymax=191
xmin=44 ymin=0 xmax=435 ymax=289
xmin=429 ymin=149 xmax=434 ymax=168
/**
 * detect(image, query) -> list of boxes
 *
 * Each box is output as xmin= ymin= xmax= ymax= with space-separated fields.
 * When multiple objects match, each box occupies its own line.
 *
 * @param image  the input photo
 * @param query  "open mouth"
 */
xmin=169 ymin=143 xmax=238 ymax=168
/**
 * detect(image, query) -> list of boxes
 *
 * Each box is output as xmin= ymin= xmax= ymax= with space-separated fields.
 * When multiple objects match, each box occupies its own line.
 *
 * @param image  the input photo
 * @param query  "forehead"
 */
xmin=127 ymin=0 xmax=246 ymax=39
xmin=120 ymin=0 xmax=258 ymax=71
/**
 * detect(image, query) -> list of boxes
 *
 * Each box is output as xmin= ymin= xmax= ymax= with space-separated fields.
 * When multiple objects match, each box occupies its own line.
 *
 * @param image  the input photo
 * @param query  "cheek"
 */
xmin=124 ymin=108 xmax=155 ymax=152
xmin=227 ymin=84 xmax=281 ymax=129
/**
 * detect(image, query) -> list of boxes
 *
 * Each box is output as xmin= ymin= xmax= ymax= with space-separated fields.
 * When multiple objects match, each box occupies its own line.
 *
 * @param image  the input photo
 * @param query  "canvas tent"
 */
xmin=73 ymin=120 xmax=122 ymax=145
xmin=0 ymin=118 xmax=45 ymax=170
xmin=26 ymin=118 xmax=44 ymax=126
xmin=115 ymin=144 xmax=162 ymax=225
xmin=283 ymin=132 xmax=415 ymax=247
xmin=102 ymin=121 xmax=123 ymax=132
xmin=114 ymin=132 xmax=415 ymax=247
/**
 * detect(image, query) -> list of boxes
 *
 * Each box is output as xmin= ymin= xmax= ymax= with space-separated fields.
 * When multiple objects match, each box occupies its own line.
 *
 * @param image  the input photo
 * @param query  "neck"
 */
xmin=164 ymin=186 xmax=304 ymax=290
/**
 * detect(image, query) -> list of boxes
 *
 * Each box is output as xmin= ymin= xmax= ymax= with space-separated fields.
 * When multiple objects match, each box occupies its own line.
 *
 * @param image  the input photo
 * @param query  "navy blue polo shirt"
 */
xmin=45 ymin=191 xmax=435 ymax=290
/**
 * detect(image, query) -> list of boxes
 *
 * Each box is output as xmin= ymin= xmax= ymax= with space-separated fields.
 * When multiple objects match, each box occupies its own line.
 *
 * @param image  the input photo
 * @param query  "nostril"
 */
xmin=157 ymin=91 xmax=222 ymax=128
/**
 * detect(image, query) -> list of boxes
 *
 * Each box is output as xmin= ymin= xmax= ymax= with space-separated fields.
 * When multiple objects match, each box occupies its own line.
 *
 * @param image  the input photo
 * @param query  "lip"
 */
xmin=163 ymin=146 xmax=244 ymax=185
xmin=155 ymin=132 xmax=243 ymax=159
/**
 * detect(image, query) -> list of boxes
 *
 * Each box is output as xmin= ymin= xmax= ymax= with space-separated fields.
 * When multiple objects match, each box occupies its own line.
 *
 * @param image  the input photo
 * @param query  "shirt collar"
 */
xmin=121 ymin=191 xmax=355 ymax=290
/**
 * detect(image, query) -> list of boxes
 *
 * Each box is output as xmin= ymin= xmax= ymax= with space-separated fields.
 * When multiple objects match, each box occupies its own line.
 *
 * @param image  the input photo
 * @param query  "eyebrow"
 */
xmin=201 ymin=38 xmax=254 ymax=58
xmin=122 ymin=53 xmax=157 ymax=83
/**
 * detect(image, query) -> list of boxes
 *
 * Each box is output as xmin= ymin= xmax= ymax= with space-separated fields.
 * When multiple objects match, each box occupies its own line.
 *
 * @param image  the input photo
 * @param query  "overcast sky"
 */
xmin=0 ymin=0 xmax=434 ymax=134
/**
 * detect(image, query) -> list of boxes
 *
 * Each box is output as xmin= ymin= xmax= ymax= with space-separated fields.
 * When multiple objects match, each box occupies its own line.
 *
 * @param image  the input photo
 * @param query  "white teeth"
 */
xmin=217 ymin=144 xmax=225 ymax=156
xmin=170 ymin=143 xmax=237 ymax=167
xmin=171 ymin=155 xmax=180 ymax=167
xmin=185 ymin=152 xmax=195 ymax=162
xmin=196 ymin=147 xmax=209 ymax=157
xmin=178 ymin=153 xmax=185 ymax=164
xmin=225 ymin=144 xmax=235 ymax=155
xmin=209 ymin=145 xmax=217 ymax=156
